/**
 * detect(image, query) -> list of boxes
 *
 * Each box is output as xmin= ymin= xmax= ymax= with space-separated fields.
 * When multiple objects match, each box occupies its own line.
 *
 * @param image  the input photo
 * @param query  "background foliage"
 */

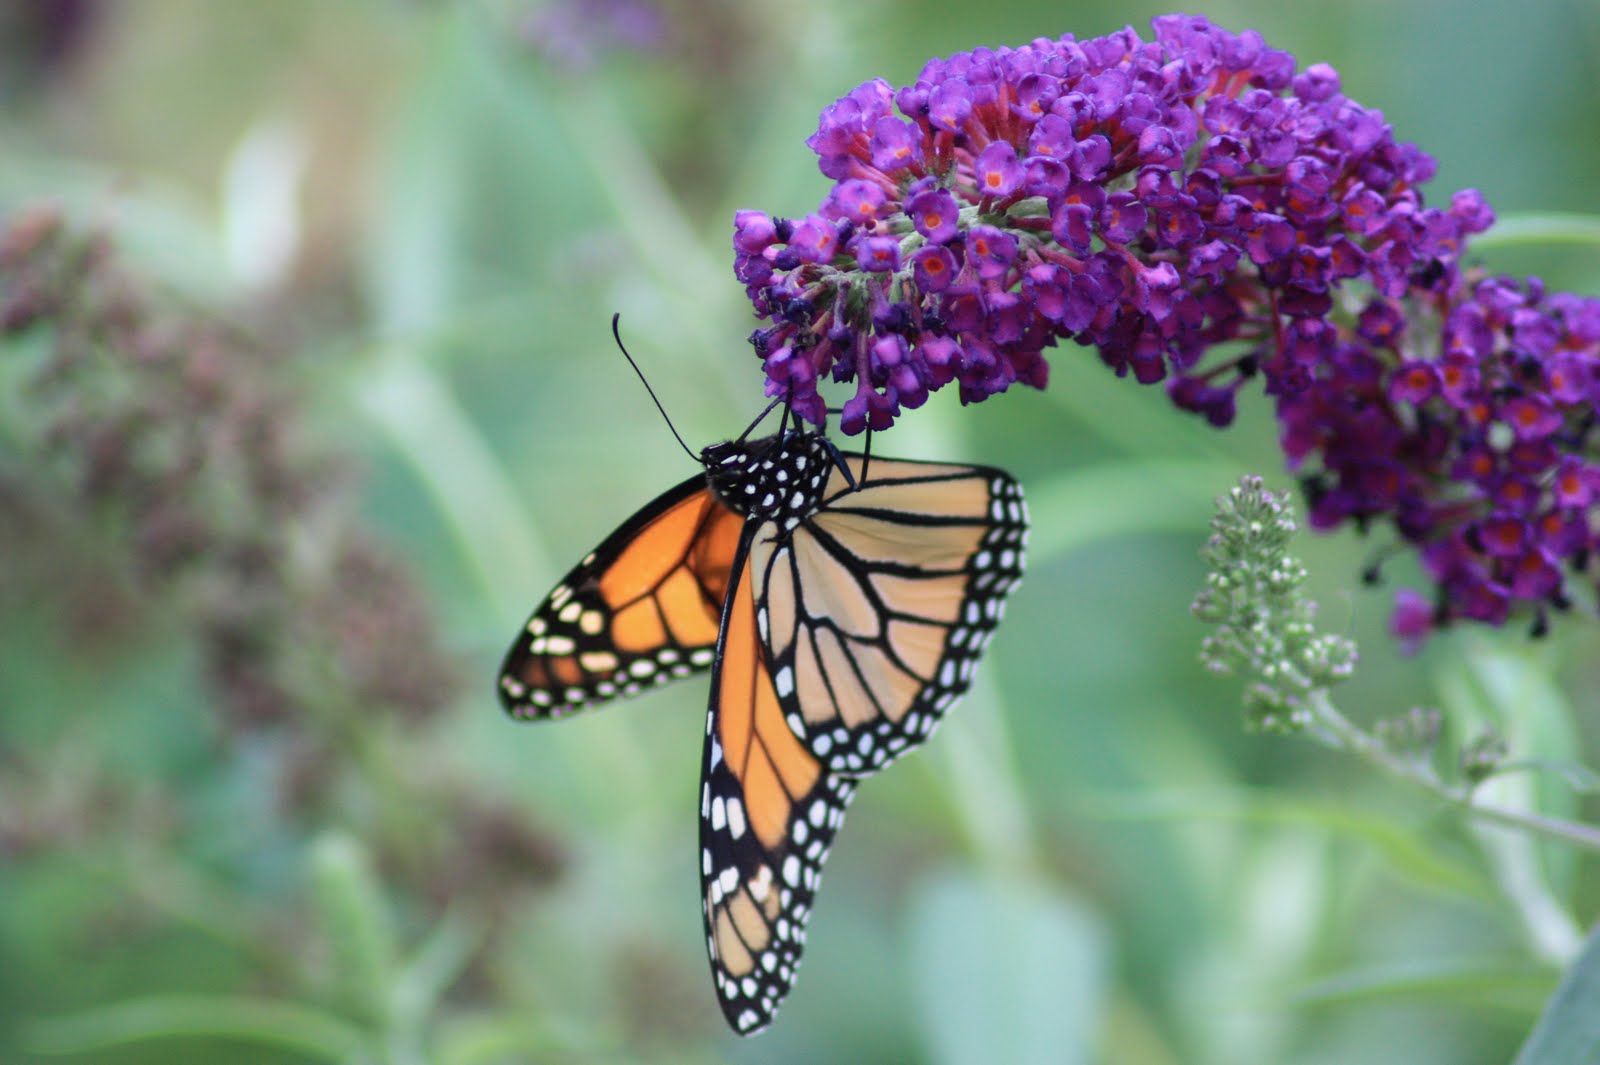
xmin=2 ymin=1 xmax=1599 ymax=1062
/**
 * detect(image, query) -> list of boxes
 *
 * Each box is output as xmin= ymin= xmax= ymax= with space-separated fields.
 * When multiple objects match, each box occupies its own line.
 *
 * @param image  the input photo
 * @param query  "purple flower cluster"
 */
xmin=733 ymin=14 xmax=1488 ymax=435
xmin=732 ymin=14 xmax=1600 ymax=645
xmin=1297 ymin=276 xmax=1600 ymax=647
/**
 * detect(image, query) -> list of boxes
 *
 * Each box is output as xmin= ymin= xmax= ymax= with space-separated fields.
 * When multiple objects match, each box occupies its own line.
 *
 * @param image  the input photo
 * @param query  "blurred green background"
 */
xmin=3 ymin=1 xmax=1599 ymax=1062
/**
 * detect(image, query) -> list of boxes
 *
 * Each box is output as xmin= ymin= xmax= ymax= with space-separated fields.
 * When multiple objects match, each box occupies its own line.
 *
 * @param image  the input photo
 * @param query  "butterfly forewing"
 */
xmin=498 ymin=476 xmax=744 ymax=718
xmin=753 ymin=455 xmax=1027 ymax=774
xmin=699 ymin=524 xmax=856 ymax=1036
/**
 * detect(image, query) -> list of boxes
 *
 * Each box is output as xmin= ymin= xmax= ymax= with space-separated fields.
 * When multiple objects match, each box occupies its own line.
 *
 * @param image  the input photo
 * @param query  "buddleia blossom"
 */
xmin=733 ymin=14 xmax=1485 ymax=433
xmin=1292 ymin=276 xmax=1600 ymax=644
xmin=0 ymin=205 xmax=458 ymax=730
xmin=734 ymin=14 xmax=1600 ymax=647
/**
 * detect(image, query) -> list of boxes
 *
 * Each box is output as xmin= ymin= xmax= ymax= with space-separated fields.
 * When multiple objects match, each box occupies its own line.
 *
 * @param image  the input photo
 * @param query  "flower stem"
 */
xmin=1306 ymin=690 xmax=1600 ymax=854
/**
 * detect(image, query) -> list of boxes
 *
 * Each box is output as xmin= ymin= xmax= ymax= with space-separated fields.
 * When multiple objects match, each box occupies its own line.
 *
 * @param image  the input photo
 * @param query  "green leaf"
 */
xmin=1513 ymin=922 xmax=1600 ymax=1065
xmin=24 ymin=995 xmax=370 ymax=1061
xmin=1495 ymin=759 xmax=1600 ymax=796
xmin=1073 ymin=790 xmax=1495 ymax=902
xmin=907 ymin=869 xmax=1108 ymax=1065
xmin=1473 ymin=212 xmax=1600 ymax=252
xmin=310 ymin=833 xmax=397 ymax=1023
xmin=1292 ymin=957 xmax=1555 ymax=1014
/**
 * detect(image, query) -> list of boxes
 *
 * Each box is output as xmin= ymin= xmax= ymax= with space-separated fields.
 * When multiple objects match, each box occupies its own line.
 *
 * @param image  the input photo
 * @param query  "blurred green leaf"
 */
xmin=390 ymin=908 xmax=483 ymax=1045
xmin=1513 ymin=922 xmax=1600 ymax=1065
xmin=907 ymin=868 xmax=1108 ymax=1065
xmin=311 ymin=833 xmax=397 ymax=1024
xmin=1437 ymin=641 xmax=1586 ymax=961
xmin=25 ymin=995 xmax=370 ymax=1061
xmin=1495 ymin=760 xmax=1600 ymax=796
xmin=1024 ymin=458 xmax=1246 ymax=565
xmin=1074 ymin=791 xmax=1495 ymax=902
xmin=1293 ymin=958 xmax=1555 ymax=1014
xmin=1474 ymin=212 xmax=1600 ymax=251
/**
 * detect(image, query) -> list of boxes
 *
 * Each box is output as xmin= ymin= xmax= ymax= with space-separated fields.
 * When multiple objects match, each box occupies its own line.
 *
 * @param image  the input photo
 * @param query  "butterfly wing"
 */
xmin=752 ymin=455 xmax=1026 ymax=774
xmin=700 ymin=522 xmax=857 ymax=1036
xmin=498 ymin=474 xmax=745 ymax=718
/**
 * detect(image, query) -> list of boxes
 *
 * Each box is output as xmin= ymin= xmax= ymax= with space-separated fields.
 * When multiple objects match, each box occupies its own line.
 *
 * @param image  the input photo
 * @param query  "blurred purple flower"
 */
xmin=521 ymin=0 xmax=666 ymax=70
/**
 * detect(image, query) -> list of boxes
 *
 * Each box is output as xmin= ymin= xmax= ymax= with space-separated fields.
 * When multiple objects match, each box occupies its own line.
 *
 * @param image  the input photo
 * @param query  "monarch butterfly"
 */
xmin=498 ymin=411 xmax=1026 ymax=1035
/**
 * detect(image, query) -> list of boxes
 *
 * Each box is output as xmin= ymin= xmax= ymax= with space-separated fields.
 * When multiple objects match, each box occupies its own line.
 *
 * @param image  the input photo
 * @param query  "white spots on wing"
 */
xmin=726 ymin=796 xmax=747 ymax=840
xmin=579 ymin=651 xmax=618 ymax=673
xmin=782 ymin=855 xmax=800 ymax=886
xmin=774 ymin=665 xmax=794 ymax=698
xmin=808 ymin=800 xmax=827 ymax=827
xmin=711 ymin=795 xmax=727 ymax=831
xmin=629 ymin=659 xmax=657 ymax=677
xmin=689 ymin=648 xmax=715 ymax=667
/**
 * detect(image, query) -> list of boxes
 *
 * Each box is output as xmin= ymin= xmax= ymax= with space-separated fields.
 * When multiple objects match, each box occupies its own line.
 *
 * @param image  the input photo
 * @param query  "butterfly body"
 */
xmin=499 ymin=426 xmax=1026 ymax=1034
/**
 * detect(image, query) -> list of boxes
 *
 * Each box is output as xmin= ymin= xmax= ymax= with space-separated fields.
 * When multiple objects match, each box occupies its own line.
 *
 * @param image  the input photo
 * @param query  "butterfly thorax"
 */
xmin=700 ymin=431 xmax=834 ymax=532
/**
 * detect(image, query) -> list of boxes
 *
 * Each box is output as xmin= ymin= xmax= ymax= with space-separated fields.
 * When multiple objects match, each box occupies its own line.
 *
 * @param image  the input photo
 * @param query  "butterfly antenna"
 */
xmin=860 ymin=427 xmax=873 ymax=489
xmin=611 ymin=314 xmax=697 ymax=463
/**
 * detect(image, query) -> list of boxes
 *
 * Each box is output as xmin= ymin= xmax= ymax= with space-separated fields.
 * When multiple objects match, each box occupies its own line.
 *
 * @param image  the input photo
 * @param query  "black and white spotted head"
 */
xmin=700 ymin=431 xmax=837 ymax=532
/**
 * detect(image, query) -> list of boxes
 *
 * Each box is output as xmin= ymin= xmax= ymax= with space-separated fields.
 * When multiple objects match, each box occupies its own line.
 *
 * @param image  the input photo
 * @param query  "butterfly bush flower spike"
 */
xmin=1193 ymin=476 xmax=1357 ymax=732
xmin=735 ymin=14 xmax=1600 ymax=648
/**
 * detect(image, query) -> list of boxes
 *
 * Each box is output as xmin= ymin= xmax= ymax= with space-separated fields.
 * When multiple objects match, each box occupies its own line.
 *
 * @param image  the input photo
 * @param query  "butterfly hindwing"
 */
xmin=498 ymin=475 xmax=744 ymax=719
xmin=699 ymin=524 xmax=857 ymax=1035
xmin=752 ymin=455 xmax=1027 ymax=774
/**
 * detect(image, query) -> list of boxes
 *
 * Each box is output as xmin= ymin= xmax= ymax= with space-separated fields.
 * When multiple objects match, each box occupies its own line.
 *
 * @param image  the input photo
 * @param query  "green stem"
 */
xmin=1473 ymin=211 xmax=1600 ymax=252
xmin=25 ymin=996 xmax=371 ymax=1061
xmin=1307 ymin=691 xmax=1600 ymax=855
